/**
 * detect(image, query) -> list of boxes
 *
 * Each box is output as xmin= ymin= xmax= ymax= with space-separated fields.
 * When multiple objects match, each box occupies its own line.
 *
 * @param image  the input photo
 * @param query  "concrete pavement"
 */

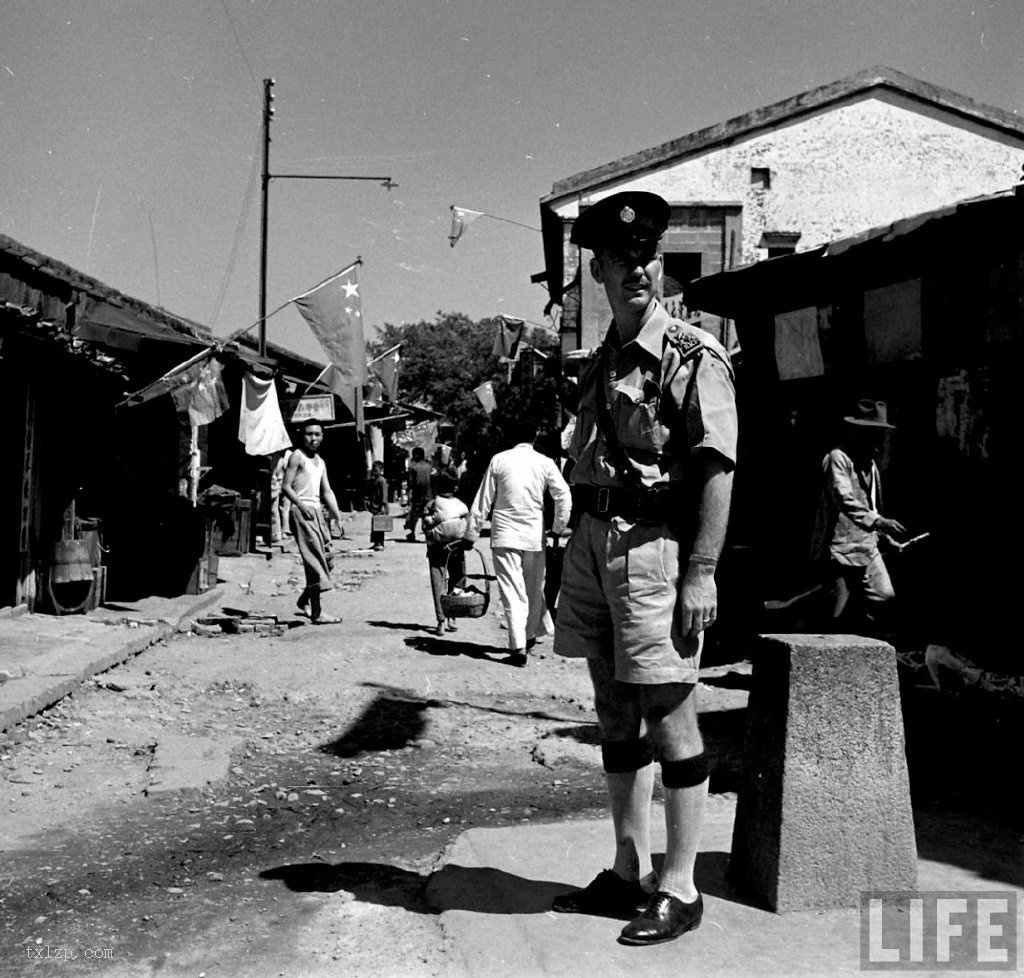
xmin=429 ymin=801 xmax=1021 ymax=978
xmin=0 ymin=582 xmax=225 ymax=732
xmin=1 ymin=511 xmax=1020 ymax=978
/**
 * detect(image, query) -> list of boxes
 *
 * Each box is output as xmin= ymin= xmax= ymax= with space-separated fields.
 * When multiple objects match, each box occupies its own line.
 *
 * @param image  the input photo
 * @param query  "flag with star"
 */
xmin=369 ymin=344 xmax=401 ymax=403
xmin=293 ymin=263 xmax=367 ymax=425
xmin=491 ymin=315 xmax=525 ymax=360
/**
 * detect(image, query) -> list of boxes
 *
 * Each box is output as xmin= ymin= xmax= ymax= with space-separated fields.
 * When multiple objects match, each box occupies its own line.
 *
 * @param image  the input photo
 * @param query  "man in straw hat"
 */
xmin=811 ymin=397 xmax=907 ymax=631
xmin=550 ymin=191 xmax=737 ymax=946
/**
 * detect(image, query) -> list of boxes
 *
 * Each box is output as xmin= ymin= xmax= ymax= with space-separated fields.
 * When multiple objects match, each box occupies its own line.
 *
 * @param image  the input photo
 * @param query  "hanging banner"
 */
xmin=492 ymin=315 xmax=525 ymax=360
xmin=774 ymin=307 xmax=825 ymax=380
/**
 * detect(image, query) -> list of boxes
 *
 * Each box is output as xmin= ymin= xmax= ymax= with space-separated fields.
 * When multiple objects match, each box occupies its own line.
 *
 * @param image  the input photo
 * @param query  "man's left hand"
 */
xmin=680 ymin=565 xmax=718 ymax=636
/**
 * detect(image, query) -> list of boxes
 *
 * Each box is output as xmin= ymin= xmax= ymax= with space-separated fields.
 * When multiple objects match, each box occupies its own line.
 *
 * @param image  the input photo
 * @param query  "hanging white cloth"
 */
xmin=238 ymin=372 xmax=293 ymax=456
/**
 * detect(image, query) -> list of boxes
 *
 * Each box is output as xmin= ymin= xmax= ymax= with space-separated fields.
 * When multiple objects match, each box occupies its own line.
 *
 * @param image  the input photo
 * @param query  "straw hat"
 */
xmin=844 ymin=398 xmax=895 ymax=429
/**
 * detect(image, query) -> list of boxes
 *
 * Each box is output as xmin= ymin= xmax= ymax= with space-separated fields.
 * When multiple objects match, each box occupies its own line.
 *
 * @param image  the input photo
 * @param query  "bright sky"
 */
xmin=2 ymin=0 xmax=1021 ymax=363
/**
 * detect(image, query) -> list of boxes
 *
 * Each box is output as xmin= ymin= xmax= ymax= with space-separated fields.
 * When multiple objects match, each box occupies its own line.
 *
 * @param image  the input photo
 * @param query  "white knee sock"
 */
xmin=657 ymin=779 xmax=707 ymax=902
xmin=606 ymin=766 xmax=655 ymax=882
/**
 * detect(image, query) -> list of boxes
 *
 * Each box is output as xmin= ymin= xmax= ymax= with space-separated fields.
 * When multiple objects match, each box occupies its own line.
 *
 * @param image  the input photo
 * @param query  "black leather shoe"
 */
xmin=552 ymin=869 xmax=649 ymax=918
xmin=618 ymin=892 xmax=703 ymax=946
xmin=502 ymin=651 xmax=528 ymax=668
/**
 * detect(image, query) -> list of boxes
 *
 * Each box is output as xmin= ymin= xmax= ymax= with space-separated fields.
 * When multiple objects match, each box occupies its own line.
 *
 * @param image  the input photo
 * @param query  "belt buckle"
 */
xmin=596 ymin=487 xmax=610 ymax=515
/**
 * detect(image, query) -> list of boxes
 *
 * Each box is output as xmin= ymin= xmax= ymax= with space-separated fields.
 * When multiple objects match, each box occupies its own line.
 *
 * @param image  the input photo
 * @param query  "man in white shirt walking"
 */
xmin=464 ymin=420 xmax=572 ymax=667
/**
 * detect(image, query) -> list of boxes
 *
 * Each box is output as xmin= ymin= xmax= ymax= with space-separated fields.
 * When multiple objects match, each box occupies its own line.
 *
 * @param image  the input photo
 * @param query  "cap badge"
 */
xmin=619 ymin=205 xmax=635 ymax=224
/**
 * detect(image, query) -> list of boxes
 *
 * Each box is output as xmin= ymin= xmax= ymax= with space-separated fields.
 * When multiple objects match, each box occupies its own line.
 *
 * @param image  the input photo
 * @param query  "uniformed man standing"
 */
xmin=551 ymin=191 xmax=737 ymax=946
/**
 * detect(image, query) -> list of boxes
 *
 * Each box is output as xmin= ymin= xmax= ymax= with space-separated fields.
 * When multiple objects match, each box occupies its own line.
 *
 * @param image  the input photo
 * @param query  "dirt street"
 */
xmin=0 ymin=515 xmax=751 ymax=978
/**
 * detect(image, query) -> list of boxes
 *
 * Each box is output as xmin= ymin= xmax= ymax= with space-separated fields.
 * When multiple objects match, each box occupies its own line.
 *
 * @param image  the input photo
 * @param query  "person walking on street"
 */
xmin=422 ymin=470 xmax=470 ymax=636
xmin=463 ymin=419 xmax=571 ymax=667
xmin=405 ymin=447 xmax=434 ymax=541
xmin=810 ymin=398 xmax=906 ymax=633
xmin=367 ymin=461 xmax=390 ymax=552
xmin=282 ymin=420 xmax=344 ymax=624
xmin=269 ymin=447 xmax=299 ymax=544
xmin=551 ymin=191 xmax=737 ymax=947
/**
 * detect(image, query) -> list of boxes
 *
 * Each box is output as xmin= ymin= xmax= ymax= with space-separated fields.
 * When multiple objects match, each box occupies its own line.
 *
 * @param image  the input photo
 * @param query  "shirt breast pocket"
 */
xmin=613 ymin=385 xmax=669 ymax=453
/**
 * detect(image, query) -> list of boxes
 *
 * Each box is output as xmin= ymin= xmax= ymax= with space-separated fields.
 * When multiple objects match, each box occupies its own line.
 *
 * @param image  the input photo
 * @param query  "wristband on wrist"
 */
xmin=689 ymin=554 xmax=718 ymax=567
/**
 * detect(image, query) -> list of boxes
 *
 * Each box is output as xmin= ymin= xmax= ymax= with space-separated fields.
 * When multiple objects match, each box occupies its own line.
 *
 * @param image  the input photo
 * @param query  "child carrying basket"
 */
xmin=422 ymin=471 xmax=488 ymax=635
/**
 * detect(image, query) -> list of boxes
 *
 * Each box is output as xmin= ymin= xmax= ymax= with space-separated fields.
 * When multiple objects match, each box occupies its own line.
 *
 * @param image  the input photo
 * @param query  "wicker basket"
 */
xmin=439 ymin=548 xmax=490 ymax=619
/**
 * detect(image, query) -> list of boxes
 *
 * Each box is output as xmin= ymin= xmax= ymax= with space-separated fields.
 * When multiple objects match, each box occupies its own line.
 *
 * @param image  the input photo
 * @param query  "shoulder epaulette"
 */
xmin=664 ymin=321 xmax=705 ymax=360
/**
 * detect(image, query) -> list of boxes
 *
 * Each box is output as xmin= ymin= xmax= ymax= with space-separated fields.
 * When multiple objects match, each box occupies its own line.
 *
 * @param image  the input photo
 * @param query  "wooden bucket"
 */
xmin=50 ymin=539 xmax=95 ymax=584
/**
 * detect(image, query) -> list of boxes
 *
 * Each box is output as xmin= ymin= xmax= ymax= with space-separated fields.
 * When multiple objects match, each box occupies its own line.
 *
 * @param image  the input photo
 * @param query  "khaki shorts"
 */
xmin=553 ymin=511 xmax=702 ymax=684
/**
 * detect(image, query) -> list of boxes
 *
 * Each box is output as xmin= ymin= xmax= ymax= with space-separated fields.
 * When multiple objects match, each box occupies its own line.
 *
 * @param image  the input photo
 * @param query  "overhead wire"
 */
xmin=207 ymin=0 xmax=264 ymax=328
xmin=208 ymin=121 xmax=262 ymax=328
xmin=218 ymin=0 xmax=258 ymax=86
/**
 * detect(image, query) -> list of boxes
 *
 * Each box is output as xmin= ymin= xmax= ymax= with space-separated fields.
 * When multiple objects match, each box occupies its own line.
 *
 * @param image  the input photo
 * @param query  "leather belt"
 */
xmin=572 ymin=483 xmax=680 ymax=525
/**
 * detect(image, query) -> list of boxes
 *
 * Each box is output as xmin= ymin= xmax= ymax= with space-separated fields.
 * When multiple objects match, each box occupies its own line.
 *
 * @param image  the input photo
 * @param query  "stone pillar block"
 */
xmin=728 ymin=634 xmax=917 ymax=912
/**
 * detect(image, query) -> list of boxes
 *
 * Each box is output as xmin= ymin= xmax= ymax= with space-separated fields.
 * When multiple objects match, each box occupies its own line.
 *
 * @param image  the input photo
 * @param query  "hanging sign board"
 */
xmin=281 ymin=394 xmax=335 ymax=423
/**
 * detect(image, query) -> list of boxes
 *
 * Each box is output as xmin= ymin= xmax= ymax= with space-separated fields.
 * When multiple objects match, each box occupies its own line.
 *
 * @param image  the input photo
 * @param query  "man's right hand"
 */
xmin=875 ymin=516 xmax=906 ymax=538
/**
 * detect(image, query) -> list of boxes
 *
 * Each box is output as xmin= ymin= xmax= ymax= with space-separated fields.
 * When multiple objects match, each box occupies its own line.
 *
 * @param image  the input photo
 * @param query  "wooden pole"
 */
xmin=259 ymin=77 xmax=274 ymax=357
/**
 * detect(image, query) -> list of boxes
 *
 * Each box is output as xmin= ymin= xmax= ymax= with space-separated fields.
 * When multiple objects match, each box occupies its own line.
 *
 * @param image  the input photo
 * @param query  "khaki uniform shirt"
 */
xmin=568 ymin=300 xmax=738 ymax=490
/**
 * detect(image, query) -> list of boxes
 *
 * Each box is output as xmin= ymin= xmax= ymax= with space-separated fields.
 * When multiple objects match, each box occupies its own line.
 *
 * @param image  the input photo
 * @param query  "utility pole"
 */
xmin=259 ymin=78 xmax=273 ymax=357
xmin=258 ymin=78 xmax=396 ymax=357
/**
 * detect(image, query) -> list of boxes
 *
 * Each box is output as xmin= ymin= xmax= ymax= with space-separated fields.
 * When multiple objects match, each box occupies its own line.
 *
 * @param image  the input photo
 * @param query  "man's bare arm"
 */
xmin=319 ymin=469 xmax=344 ymax=525
xmin=679 ymin=452 xmax=734 ymax=637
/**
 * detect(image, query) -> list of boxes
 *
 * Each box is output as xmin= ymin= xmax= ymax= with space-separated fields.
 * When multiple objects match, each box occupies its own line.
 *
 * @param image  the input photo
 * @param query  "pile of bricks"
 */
xmin=190 ymin=614 xmax=291 ymax=638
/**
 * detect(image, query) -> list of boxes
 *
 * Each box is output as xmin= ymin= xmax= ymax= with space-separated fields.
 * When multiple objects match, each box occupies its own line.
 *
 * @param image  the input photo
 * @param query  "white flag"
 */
xmin=449 ymin=206 xmax=485 ymax=247
xmin=474 ymin=380 xmax=496 ymax=414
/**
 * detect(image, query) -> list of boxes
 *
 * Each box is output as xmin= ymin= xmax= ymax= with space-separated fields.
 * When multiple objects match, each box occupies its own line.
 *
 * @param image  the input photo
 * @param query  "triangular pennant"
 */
xmin=449 ymin=206 xmax=485 ymax=247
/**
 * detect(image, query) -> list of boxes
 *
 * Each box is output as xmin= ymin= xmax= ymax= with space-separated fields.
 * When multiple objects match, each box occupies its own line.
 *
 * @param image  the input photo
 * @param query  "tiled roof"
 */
xmin=0 ymin=232 xmax=211 ymax=343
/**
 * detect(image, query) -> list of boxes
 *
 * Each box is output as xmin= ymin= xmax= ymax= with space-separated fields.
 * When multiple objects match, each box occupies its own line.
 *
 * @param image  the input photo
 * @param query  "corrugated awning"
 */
xmin=687 ymin=188 xmax=1018 ymax=317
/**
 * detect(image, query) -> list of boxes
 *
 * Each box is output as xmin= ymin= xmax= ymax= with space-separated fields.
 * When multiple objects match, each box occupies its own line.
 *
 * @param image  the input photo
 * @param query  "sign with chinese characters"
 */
xmin=281 ymin=395 xmax=335 ymax=423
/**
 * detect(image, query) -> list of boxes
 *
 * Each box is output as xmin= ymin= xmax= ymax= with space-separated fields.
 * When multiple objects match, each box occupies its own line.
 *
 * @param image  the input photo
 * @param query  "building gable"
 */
xmin=542 ymin=68 xmax=1024 ymax=351
xmin=543 ymin=66 xmax=1024 ymax=205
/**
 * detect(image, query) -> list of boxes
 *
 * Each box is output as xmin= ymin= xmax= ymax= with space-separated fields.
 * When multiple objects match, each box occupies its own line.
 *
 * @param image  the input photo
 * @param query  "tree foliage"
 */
xmin=370 ymin=311 xmax=561 ymax=451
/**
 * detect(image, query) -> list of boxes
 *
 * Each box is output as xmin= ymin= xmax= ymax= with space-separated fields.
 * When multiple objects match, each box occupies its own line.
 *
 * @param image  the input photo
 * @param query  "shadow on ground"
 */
xmin=367 ymin=619 xmax=441 ymax=633
xmin=260 ymin=861 xmax=435 ymax=909
xmin=403 ymin=635 xmax=502 ymax=660
xmin=318 ymin=694 xmax=429 ymax=755
xmin=259 ymin=849 xmax=763 ymax=917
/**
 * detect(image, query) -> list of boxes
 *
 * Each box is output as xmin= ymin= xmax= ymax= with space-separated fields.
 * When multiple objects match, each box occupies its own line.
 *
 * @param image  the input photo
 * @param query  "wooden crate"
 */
xmin=187 ymin=552 xmax=219 ymax=594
